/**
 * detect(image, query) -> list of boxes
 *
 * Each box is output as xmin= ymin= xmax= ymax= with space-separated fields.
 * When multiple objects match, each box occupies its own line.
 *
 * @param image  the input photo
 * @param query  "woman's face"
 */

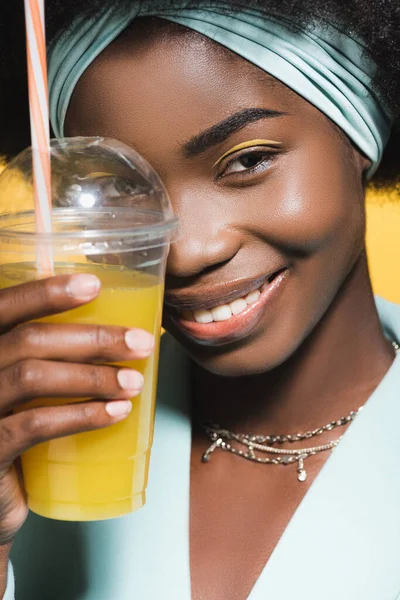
xmin=66 ymin=19 xmax=369 ymax=377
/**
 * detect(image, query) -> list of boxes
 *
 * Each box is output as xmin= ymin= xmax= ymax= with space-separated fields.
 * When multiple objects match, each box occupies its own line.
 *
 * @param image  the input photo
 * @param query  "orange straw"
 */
xmin=24 ymin=0 xmax=53 ymax=275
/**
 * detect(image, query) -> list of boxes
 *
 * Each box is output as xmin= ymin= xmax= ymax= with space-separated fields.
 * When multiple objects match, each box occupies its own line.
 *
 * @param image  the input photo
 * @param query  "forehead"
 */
xmin=65 ymin=18 xmax=323 ymax=148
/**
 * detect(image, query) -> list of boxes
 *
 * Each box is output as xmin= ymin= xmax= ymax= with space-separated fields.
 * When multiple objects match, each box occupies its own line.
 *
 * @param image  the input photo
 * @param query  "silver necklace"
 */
xmin=202 ymin=340 xmax=400 ymax=482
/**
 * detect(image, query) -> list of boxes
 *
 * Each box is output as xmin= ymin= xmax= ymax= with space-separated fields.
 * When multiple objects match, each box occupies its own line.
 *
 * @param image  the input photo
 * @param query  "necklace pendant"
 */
xmin=297 ymin=455 xmax=307 ymax=482
xmin=297 ymin=469 xmax=307 ymax=482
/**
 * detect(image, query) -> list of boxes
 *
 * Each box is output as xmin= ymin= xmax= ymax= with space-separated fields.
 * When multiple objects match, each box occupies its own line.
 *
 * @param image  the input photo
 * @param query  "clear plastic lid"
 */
xmin=0 ymin=137 xmax=179 ymax=254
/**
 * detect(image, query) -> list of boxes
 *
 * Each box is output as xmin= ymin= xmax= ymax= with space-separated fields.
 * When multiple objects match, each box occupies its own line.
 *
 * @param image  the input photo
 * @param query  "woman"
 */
xmin=0 ymin=1 xmax=399 ymax=598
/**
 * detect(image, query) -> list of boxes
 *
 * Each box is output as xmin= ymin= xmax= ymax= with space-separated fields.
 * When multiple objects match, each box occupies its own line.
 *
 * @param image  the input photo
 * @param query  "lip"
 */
xmin=168 ymin=268 xmax=288 ymax=345
xmin=164 ymin=269 xmax=285 ymax=313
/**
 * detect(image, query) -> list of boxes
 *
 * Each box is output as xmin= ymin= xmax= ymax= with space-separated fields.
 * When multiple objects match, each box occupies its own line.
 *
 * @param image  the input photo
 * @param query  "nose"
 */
xmin=166 ymin=204 xmax=241 ymax=279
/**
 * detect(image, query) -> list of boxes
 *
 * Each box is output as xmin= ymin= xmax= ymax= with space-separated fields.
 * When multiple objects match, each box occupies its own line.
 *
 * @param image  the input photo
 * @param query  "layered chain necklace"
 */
xmin=202 ymin=341 xmax=400 ymax=482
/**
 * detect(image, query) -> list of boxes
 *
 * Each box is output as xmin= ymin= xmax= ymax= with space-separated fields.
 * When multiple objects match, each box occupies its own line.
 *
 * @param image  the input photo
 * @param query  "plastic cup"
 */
xmin=0 ymin=137 xmax=178 ymax=521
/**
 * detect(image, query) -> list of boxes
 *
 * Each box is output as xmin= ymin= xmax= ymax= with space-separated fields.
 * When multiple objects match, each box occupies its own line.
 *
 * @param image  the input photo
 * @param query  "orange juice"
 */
xmin=0 ymin=262 xmax=163 ymax=521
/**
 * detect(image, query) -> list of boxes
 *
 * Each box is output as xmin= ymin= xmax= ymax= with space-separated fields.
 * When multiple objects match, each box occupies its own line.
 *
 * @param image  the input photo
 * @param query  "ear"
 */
xmin=355 ymin=149 xmax=372 ymax=186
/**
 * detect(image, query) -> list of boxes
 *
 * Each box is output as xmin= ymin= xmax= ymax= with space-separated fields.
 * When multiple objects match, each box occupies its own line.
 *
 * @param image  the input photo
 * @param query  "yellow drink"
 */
xmin=0 ymin=262 xmax=163 ymax=521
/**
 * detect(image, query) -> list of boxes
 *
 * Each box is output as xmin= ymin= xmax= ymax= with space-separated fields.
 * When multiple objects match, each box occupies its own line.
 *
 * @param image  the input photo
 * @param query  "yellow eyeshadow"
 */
xmin=213 ymin=139 xmax=282 ymax=168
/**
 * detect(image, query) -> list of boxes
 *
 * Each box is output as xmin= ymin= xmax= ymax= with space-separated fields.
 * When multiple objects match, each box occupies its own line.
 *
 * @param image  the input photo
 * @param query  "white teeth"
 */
xmin=211 ymin=305 xmax=232 ymax=322
xmin=229 ymin=298 xmax=248 ymax=315
xmin=183 ymin=287 xmax=262 ymax=324
xmin=245 ymin=290 xmax=261 ymax=305
xmin=193 ymin=309 xmax=213 ymax=324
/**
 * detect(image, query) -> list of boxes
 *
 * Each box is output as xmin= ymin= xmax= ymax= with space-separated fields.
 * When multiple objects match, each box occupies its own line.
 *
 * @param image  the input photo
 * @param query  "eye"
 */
xmin=216 ymin=147 xmax=275 ymax=180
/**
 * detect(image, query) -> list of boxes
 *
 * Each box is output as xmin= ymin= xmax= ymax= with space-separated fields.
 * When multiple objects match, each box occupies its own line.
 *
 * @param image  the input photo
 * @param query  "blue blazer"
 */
xmin=5 ymin=297 xmax=400 ymax=599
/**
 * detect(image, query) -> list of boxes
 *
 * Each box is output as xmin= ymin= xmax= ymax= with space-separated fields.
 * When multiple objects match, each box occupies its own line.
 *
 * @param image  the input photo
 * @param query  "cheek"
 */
xmin=236 ymin=145 xmax=365 ymax=257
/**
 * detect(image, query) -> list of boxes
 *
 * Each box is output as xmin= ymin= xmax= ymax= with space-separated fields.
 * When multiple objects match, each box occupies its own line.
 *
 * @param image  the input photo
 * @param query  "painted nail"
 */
xmin=67 ymin=274 xmax=100 ymax=299
xmin=125 ymin=329 xmax=155 ymax=353
xmin=117 ymin=369 xmax=144 ymax=391
xmin=106 ymin=400 xmax=132 ymax=418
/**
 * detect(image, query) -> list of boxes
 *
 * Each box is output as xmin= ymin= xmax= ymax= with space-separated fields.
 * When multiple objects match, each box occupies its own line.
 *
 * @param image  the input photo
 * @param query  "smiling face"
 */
xmin=65 ymin=18 xmax=370 ymax=377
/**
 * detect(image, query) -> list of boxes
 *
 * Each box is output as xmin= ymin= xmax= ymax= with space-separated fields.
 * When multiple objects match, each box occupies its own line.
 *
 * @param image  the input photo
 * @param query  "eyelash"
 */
xmin=215 ymin=147 xmax=277 ymax=181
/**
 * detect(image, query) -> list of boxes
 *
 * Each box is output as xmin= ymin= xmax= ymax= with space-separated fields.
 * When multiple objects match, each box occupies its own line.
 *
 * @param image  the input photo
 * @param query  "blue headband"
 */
xmin=48 ymin=3 xmax=393 ymax=178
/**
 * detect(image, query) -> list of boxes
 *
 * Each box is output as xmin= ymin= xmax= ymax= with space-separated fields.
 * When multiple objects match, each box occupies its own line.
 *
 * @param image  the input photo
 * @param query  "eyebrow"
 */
xmin=183 ymin=108 xmax=286 ymax=158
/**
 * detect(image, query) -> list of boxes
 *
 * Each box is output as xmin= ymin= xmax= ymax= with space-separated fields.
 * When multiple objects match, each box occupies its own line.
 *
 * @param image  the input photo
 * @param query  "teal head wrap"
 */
xmin=48 ymin=3 xmax=393 ymax=178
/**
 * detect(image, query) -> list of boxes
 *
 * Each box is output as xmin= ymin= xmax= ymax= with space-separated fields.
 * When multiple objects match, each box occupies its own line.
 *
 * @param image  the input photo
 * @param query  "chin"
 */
xmin=164 ymin=316 xmax=299 ymax=378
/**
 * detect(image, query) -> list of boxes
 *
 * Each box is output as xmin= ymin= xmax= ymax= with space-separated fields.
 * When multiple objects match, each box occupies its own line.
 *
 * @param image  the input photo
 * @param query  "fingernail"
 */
xmin=106 ymin=400 xmax=132 ymax=418
xmin=125 ymin=329 xmax=155 ymax=353
xmin=68 ymin=274 xmax=100 ymax=299
xmin=117 ymin=369 xmax=144 ymax=391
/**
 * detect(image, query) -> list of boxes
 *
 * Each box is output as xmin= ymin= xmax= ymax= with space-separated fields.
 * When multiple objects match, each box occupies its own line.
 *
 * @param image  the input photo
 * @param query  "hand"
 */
xmin=0 ymin=273 xmax=154 ymax=545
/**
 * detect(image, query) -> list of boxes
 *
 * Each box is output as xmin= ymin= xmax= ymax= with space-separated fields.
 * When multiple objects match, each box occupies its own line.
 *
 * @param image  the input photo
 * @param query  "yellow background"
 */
xmin=1 ymin=158 xmax=399 ymax=304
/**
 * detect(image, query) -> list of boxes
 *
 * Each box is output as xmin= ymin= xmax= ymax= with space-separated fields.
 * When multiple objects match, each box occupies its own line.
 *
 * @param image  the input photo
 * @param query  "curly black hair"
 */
xmin=1 ymin=0 xmax=399 ymax=190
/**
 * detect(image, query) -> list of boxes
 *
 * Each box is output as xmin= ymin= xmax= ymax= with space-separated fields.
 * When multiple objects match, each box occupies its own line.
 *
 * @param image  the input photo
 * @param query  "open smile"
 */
xmin=165 ymin=267 xmax=288 ymax=345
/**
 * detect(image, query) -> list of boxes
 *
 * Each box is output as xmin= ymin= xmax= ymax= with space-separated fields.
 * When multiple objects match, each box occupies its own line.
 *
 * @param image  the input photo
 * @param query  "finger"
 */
xmin=0 ymin=399 xmax=132 ymax=467
xmin=0 ymin=274 xmax=101 ymax=333
xmin=0 ymin=323 xmax=155 ymax=369
xmin=0 ymin=359 xmax=144 ymax=413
